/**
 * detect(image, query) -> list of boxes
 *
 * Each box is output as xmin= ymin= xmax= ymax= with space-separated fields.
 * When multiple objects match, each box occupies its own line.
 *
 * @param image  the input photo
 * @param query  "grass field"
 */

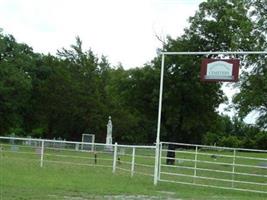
xmin=0 ymin=142 xmax=267 ymax=200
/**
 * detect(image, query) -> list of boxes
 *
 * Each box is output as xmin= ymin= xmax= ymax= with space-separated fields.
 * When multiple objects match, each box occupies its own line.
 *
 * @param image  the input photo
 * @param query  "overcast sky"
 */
xmin=0 ymin=0 xmax=203 ymax=68
xmin=0 ymin=0 xmax=256 ymax=123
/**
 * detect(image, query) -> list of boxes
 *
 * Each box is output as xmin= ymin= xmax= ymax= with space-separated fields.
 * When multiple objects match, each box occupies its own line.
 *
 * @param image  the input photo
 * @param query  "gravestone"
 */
xmin=25 ymin=136 xmax=32 ymax=146
xmin=75 ymin=143 xmax=80 ymax=151
xmin=35 ymin=147 xmax=42 ymax=155
xmin=11 ymin=145 xmax=19 ymax=152
xmin=10 ymin=133 xmax=19 ymax=152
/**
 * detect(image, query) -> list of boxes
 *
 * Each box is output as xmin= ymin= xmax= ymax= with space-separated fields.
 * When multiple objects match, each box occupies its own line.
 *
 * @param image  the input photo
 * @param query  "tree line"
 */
xmin=0 ymin=0 xmax=266 ymax=149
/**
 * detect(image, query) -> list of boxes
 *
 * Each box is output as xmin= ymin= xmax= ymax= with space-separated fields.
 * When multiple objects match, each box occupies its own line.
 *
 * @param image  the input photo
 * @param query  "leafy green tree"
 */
xmin=1 ymin=0 xmax=266 ymax=151
xmin=16 ymin=36 xmax=112 ymax=141
xmin=104 ymin=65 xmax=159 ymax=144
xmin=33 ymin=37 xmax=109 ymax=140
xmin=0 ymin=33 xmax=33 ymax=135
xmin=232 ymin=0 xmax=267 ymax=129
xmin=152 ymin=0 xmax=266 ymax=163
xmin=254 ymin=131 xmax=267 ymax=149
xmin=218 ymin=135 xmax=241 ymax=147
xmin=233 ymin=69 xmax=267 ymax=128
xmin=202 ymin=115 xmax=267 ymax=149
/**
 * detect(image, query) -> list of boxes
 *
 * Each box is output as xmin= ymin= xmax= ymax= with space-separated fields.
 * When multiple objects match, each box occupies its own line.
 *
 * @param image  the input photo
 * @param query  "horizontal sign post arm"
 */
xmin=161 ymin=51 xmax=267 ymax=55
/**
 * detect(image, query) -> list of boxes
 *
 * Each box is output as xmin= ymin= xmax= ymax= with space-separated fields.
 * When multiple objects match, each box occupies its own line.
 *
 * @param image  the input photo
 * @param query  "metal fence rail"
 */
xmin=159 ymin=142 xmax=267 ymax=194
xmin=0 ymin=136 xmax=155 ymax=178
xmin=115 ymin=144 xmax=156 ymax=177
xmin=1 ymin=136 xmax=267 ymax=194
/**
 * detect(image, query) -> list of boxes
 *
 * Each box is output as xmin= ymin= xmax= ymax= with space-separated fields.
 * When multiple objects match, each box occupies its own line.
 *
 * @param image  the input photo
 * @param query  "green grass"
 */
xmin=0 ymin=143 xmax=267 ymax=200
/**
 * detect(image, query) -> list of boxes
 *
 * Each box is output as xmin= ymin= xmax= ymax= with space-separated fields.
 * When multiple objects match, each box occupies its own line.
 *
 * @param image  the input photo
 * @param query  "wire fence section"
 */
xmin=0 ymin=136 xmax=155 ymax=178
xmin=159 ymin=142 xmax=267 ymax=194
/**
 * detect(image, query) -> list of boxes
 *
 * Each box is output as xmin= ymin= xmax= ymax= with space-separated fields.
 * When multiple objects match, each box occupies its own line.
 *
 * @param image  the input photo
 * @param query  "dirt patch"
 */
xmin=62 ymin=195 xmax=181 ymax=200
xmin=48 ymin=192 xmax=181 ymax=200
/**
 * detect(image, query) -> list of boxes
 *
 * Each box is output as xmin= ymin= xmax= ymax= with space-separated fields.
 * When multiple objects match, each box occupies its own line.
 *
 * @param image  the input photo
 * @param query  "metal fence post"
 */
xmin=154 ymin=143 xmax=160 ymax=185
xmin=112 ymin=142 xmax=118 ymax=173
xmin=193 ymin=146 xmax=198 ymax=183
xmin=158 ymin=143 xmax=162 ymax=180
xmin=232 ymin=149 xmax=236 ymax=188
xmin=40 ymin=140 xmax=44 ymax=167
xmin=131 ymin=147 xmax=135 ymax=177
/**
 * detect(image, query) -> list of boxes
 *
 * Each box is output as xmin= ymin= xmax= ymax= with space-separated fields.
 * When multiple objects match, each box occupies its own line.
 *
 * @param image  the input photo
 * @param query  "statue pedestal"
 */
xmin=105 ymin=136 xmax=113 ymax=151
xmin=105 ymin=143 xmax=113 ymax=152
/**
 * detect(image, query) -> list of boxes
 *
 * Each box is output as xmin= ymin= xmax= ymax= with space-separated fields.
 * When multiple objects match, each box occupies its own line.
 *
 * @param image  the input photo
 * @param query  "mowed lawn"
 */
xmin=0 ymin=145 xmax=267 ymax=200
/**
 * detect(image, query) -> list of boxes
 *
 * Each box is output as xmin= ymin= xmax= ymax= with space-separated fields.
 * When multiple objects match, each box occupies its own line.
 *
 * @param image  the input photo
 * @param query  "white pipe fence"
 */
xmin=0 ymin=136 xmax=266 ymax=194
xmin=159 ymin=142 xmax=267 ymax=194
xmin=0 ymin=136 xmax=155 ymax=179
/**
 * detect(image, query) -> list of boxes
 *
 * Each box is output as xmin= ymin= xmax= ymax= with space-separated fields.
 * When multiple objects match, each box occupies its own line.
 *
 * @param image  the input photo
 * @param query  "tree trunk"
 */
xmin=165 ymin=113 xmax=184 ymax=165
xmin=166 ymin=143 xmax=176 ymax=165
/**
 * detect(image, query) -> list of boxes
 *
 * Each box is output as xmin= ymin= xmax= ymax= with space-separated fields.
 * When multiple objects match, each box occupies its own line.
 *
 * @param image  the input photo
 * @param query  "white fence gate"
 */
xmin=158 ymin=142 xmax=267 ymax=194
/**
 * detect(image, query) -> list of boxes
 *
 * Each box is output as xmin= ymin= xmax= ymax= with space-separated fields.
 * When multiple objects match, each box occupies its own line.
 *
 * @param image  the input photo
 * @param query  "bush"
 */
xmin=255 ymin=132 xmax=267 ymax=150
xmin=8 ymin=127 xmax=26 ymax=137
xmin=240 ymin=138 xmax=256 ymax=149
xmin=31 ymin=128 xmax=45 ymax=138
xmin=202 ymin=132 xmax=221 ymax=146
xmin=218 ymin=135 xmax=242 ymax=148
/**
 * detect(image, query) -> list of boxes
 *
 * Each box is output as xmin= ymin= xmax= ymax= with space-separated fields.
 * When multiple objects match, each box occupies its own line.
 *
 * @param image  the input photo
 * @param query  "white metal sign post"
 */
xmin=154 ymin=53 xmax=165 ymax=185
xmin=153 ymin=51 xmax=267 ymax=185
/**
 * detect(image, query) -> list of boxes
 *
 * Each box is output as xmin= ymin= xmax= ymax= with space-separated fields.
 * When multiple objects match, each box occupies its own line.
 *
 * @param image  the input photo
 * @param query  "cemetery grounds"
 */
xmin=0 ymin=138 xmax=267 ymax=200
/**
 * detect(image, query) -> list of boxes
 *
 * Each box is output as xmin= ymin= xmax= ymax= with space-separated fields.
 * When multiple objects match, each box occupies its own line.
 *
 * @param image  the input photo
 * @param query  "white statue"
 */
xmin=106 ymin=116 xmax=113 ymax=146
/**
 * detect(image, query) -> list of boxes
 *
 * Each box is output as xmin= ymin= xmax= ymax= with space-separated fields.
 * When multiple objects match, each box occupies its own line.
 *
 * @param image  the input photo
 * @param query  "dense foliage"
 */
xmin=233 ymin=0 xmax=267 ymax=130
xmin=0 ymin=0 xmax=266 ymax=149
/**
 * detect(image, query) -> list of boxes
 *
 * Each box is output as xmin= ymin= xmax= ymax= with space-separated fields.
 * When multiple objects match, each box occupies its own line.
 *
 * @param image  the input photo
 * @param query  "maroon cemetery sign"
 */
xmin=200 ymin=59 xmax=240 ymax=82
